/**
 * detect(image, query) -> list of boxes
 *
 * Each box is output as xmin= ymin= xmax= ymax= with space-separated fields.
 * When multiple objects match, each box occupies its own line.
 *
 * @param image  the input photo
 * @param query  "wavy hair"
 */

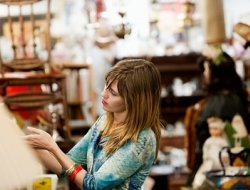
xmin=101 ymin=59 xmax=162 ymax=158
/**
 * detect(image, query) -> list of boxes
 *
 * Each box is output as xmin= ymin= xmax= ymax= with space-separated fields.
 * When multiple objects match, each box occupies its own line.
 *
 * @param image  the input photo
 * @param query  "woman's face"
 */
xmin=101 ymin=80 xmax=126 ymax=113
xmin=203 ymin=61 xmax=210 ymax=85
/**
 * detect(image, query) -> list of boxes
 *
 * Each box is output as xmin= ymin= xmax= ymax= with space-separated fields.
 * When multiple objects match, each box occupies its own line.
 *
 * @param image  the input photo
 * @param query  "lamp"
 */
xmin=114 ymin=10 xmax=131 ymax=39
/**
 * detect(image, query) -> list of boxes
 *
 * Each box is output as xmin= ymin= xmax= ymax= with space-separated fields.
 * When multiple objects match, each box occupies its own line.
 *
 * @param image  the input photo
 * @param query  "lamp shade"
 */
xmin=201 ymin=0 xmax=226 ymax=44
xmin=0 ymin=102 xmax=43 ymax=189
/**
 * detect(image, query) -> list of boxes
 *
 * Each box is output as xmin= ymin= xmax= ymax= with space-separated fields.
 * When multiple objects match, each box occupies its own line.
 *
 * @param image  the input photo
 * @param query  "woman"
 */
xmin=25 ymin=59 xmax=162 ymax=190
xmin=187 ymin=47 xmax=250 ymax=187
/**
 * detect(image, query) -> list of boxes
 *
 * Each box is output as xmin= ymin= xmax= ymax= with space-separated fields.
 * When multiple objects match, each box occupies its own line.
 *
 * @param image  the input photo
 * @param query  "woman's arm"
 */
xmin=24 ymin=127 xmax=86 ymax=189
xmin=34 ymin=149 xmax=62 ymax=174
xmin=50 ymin=140 xmax=86 ymax=188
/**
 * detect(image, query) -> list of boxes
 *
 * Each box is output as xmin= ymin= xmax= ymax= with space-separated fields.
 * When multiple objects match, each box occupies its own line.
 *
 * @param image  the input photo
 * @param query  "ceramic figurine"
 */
xmin=192 ymin=117 xmax=229 ymax=188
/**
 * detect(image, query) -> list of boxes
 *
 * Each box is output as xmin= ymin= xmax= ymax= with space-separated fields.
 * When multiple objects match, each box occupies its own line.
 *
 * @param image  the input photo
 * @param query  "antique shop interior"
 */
xmin=0 ymin=0 xmax=250 ymax=190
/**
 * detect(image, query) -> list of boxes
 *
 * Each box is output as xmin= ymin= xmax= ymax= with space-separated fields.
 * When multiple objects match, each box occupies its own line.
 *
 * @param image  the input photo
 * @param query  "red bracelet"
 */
xmin=68 ymin=164 xmax=83 ymax=181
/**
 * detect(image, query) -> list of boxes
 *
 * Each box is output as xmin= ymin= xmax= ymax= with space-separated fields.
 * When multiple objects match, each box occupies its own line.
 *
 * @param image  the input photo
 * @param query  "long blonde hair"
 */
xmin=101 ymin=59 xmax=162 ymax=158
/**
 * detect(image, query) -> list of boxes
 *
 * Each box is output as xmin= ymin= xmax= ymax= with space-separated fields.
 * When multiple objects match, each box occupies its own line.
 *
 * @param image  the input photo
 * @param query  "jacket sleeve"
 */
xmin=67 ymin=128 xmax=92 ymax=167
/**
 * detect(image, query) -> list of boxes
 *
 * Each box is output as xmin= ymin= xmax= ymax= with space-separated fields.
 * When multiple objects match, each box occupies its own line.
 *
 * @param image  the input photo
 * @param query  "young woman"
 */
xmin=24 ymin=59 xmax=162 ymax=190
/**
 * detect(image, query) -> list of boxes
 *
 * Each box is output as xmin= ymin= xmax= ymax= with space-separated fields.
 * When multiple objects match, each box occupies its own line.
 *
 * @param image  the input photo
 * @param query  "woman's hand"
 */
xmin=24 ymin=127 xmax=74 ymax=176
xmin=24 ymin=126 xmax=57 ymax=152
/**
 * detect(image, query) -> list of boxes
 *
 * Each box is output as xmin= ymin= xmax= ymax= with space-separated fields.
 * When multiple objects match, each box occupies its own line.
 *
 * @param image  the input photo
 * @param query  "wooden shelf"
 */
xmin=59 ymin=63 xmax=97 ymax=133
xmin=160 ymin=136 xmax=185 ymax=150
xmin=69 ymin=119 xmax=92 ymax=129
xmin=160 ymin=94 xmax=204 ymax=123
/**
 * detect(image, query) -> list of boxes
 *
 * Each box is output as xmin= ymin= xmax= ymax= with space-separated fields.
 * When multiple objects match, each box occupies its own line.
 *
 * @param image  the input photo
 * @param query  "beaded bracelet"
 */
xmin=65 ymin=163 xmax=77 ymax=176
xmin=65 ymin=163 xmax=83 ymax=181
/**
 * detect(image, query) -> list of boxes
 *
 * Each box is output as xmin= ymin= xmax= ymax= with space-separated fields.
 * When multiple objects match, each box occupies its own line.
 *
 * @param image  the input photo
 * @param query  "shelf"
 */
xmin=67 ymin=101 xmax=86 ymax=106
xmin=69 ymin=119 xmax=92 ymax=136
xmin=160 ymin=136 xmax=185 ymax=150
xmin=160 ymin=95 xmax=204 ymax=123
xmin=59 ymin=63 xmax=97 ymax=134
xmin=69 ymin=119 xmax=92 ymax=129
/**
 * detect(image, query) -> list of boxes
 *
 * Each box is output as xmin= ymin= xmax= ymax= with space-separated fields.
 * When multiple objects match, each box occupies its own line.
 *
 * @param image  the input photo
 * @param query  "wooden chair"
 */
xmin=0 ymin=0 xmax=71 ymax=139
xmin=0 ymin=0 xmax=52 ymax=73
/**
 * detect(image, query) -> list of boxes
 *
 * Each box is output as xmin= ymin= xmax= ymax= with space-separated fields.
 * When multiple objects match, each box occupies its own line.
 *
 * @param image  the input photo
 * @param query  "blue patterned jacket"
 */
xmin=67 ymin=115 xmax=157 ymax=190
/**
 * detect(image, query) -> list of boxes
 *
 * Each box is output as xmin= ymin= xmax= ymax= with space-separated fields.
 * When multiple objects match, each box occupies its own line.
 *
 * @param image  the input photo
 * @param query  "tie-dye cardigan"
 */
xmin=66 ymin=115 xmax=157 ymax=190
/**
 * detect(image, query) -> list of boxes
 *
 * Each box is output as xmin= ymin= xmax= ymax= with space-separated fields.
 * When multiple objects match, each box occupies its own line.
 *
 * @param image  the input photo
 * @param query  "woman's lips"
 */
xmin=102 ymin=99 xmax=107 ymax=106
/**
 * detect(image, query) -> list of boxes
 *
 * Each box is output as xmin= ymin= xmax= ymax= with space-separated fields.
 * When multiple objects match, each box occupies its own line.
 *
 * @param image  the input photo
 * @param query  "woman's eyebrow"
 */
xmin=110 ymin=87 xmax=119 ymax=94
xmin=107 ymin=83 xmax=119 ymax=95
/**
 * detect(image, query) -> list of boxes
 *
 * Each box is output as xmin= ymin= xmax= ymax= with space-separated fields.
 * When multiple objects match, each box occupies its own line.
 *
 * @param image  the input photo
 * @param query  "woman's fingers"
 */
xmin=26 ymin=126 xmax=43 ymax=134
xmin=24 ymin=127 xmax=54 ymax=151
xmin=26 ymin=127 xmax=51 ymax=140
xmin=25 ymin=134 xmax=48 ymax=149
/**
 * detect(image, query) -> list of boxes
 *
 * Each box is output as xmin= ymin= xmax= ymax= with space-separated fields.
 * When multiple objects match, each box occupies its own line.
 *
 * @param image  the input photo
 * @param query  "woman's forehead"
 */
xmin=107 ymin=78 xmax=118 ymax=88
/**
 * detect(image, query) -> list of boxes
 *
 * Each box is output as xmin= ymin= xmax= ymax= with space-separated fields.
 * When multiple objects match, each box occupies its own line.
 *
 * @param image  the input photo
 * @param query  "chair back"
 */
xmin=0 ymin=0 xmax=51 ymax=73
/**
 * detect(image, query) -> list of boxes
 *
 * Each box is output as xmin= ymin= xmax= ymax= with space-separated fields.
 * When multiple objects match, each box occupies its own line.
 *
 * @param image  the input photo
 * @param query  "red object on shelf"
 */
xmin=6 ymin=86 xmax=41 ymax=120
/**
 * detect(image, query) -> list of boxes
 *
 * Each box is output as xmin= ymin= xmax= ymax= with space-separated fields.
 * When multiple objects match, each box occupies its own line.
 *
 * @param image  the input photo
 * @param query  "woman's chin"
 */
xmin=102 ymin=106 xmax=108 ymax=112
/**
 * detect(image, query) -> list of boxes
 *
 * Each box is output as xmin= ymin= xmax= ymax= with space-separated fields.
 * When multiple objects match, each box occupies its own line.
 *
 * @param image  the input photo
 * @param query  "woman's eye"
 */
xmin=110 ymin=89 xmax=118 ymax=96
xmin=104 ymin=82 xmax=119 ymax=96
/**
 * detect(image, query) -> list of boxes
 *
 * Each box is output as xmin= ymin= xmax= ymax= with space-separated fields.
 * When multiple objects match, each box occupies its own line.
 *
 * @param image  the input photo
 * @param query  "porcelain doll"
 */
xmin=193 ymin=117 xmax=229 ymax=188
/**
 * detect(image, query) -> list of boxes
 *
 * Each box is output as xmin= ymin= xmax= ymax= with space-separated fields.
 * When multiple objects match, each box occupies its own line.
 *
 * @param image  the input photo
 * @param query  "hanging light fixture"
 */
xmin=113 ymin=10 xmax=131 ymax=39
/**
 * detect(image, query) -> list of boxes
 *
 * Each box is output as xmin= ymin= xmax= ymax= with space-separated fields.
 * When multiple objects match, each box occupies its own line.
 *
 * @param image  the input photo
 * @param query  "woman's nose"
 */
xmin=101 ymin=88 xmax=108 ymax=98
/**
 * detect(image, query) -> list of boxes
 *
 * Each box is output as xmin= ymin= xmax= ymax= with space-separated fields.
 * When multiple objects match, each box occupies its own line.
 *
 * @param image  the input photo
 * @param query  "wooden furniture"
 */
xmin=57 ymin=63 xmax=97 ymax=133
xmin=149 ymin=53 xmax=204 ymax=124
xmin=0 ymin=0 xmax=52 ymax=73
xmin=159 ymin=136 xmax=184 ymax=150
xmin=0 ymin=0 xmax=71 ymax=138
xmin=151 ymin=171 xmax=190 ymax=190
xmin=0 ymin=72 xmax=70 ymax=137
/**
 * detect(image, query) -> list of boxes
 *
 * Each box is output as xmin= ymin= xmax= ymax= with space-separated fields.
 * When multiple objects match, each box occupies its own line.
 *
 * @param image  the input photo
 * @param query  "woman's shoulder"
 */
xmin=140 ymin=128 xmax=155 ymax=137
xmin=137 ymin=128 xmax=157 ymax=145
xmin=124 ymin=128 xmax=157 ymax=151
xmin=125 ymin=128 xmax=157 ymax=159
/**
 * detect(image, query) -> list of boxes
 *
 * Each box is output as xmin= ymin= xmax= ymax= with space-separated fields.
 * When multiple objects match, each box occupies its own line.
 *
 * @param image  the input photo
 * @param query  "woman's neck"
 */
xmin=113 ymin=110 xmax=127 ymax=125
